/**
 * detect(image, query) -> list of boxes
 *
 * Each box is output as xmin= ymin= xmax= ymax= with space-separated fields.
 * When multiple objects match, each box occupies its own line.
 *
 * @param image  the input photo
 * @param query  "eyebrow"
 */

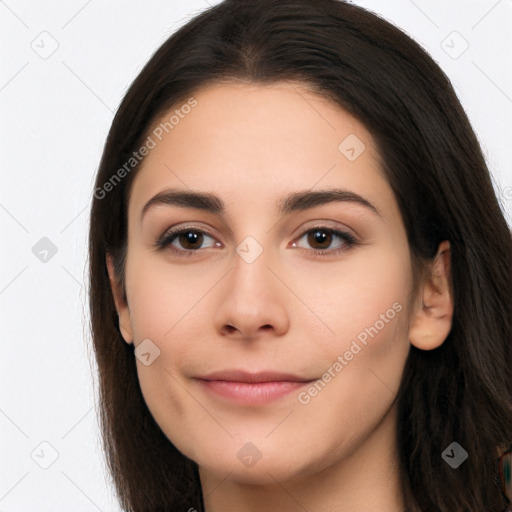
xmin=141 ymin=187 xmax=382 ymax=220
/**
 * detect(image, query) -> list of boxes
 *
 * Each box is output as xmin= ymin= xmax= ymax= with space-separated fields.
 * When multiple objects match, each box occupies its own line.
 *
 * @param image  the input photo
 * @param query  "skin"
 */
xmin=107 ymin=81 xmax=453 ymax=512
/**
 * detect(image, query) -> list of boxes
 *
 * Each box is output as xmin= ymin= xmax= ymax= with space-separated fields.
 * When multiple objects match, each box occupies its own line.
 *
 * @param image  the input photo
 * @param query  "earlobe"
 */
xmin=106 ymin=254 xmax=134 ymax=345
xmin=409 ymin=241 xmax=453 ymax=351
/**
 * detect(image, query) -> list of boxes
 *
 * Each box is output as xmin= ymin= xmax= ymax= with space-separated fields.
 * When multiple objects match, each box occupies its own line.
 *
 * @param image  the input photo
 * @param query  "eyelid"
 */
xmin=291 ymin=219 xmax=357 ymax=240
xmin=159 ymin=222 xmax=220 ymax=241
xmin=156 ymin=220 xmax=355 ymax=245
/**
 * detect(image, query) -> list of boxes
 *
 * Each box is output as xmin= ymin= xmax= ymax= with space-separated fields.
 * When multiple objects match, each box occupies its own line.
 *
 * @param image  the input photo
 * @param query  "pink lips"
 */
xmin=195 ymin=370 xmax=314 ymax=405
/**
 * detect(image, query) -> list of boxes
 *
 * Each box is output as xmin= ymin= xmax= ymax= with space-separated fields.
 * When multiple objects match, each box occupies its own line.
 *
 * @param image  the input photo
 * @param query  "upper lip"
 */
xmin=196 ymin=370 xmax=314 ymax=383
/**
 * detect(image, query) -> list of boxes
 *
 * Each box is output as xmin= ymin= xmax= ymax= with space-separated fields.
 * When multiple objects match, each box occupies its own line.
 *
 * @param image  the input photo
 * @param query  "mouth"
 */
xmin=194 ymin=370 xmax=316 ymax=405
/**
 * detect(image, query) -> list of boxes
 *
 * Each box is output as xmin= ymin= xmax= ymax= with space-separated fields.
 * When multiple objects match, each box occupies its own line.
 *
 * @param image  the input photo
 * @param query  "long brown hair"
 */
xmin=88 ymin=0 xmax=512 ymax=510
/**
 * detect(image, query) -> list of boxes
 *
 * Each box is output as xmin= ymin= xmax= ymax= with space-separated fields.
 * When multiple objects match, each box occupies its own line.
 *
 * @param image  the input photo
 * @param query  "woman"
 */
xmin=88 ymin=0 xmax=512 ymax=510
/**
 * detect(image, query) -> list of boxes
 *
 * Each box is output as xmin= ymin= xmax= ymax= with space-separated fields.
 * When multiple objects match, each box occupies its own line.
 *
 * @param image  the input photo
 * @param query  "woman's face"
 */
xmin=114 ymin=81 xmax=417 ymax=485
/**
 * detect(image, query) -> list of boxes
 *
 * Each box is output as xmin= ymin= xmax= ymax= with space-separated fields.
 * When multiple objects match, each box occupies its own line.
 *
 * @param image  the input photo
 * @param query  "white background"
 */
xmin=1 ymin=1 xmax=511 ymax=510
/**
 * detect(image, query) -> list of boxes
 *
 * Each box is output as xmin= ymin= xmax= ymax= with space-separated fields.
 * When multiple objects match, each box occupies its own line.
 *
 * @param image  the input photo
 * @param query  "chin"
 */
xmin=192 ymin=438 xmax=329 ymax=487
xmin=198 ymin=456 xmax=297 ymax=486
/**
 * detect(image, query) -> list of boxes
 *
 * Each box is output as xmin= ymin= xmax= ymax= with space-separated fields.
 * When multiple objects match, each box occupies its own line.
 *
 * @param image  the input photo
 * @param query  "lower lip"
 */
xmin=197 ymin=379 xmax=311 ymax=405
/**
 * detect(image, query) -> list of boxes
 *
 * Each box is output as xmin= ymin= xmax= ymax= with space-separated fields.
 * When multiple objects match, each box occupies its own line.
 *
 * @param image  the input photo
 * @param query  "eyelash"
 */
xmin=155 ymin=224 xmax=359 ymax=259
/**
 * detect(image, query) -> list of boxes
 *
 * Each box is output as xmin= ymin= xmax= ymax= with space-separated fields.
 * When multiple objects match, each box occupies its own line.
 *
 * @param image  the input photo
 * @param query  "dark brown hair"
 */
xmin=88 ymin=0 xmax=512 ymax=510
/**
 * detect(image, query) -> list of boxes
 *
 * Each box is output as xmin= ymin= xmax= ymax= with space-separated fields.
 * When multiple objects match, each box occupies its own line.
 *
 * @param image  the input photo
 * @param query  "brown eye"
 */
xmin=293 ymin=226 xmax=357 ymax=255
xmin=156 ymin=227 xmax=218 ymax=254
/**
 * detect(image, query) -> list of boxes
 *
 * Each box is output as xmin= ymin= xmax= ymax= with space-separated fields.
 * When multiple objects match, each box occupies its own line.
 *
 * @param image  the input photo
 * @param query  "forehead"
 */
xmin=128 ymin=81 xmax=394 ymax=221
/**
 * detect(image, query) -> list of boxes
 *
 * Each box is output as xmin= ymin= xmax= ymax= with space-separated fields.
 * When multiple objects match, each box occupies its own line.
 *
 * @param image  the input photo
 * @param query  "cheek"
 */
xmin=125 ymin=254 xmax=205 ymax=341
xmin=296 ymin=241 xmax=412 ymax=415
xmin=125 ymin=259 xmax=200 ymax=439
xmin=300 ymin=240 xmax=412 ymax=351
xmin=125 ymin=256 xmax=209 ymax=393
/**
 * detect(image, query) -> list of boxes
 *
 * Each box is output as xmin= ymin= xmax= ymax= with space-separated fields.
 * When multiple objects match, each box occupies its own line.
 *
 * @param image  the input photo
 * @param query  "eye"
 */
xmin=155 ymin=226 xmax=220 ymax=256
xmin=155 ymin=224 xmax=359 ymax=258
xmin=291 ymin=226 xmax=358 ymax=256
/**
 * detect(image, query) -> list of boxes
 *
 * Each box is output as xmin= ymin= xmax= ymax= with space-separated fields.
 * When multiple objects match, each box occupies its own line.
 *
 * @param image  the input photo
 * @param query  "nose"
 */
xmin=213 ymin=243 xmax=290 ymax=341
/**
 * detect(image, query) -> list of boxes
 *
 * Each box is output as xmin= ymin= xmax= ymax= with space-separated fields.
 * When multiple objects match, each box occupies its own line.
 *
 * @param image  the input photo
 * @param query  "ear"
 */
xmin=409 ymin=240 xmax=453 ymax=350
xmin=106 ymin=254 xmax=133 ymax=344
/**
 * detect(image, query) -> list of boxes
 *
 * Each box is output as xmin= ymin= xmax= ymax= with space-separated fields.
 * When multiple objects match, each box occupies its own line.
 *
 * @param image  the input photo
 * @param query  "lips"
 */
xmin=196 ymin=369 xmax=313 ymax=383
xmin=194 ymin=370 xmax=315 ymax=405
